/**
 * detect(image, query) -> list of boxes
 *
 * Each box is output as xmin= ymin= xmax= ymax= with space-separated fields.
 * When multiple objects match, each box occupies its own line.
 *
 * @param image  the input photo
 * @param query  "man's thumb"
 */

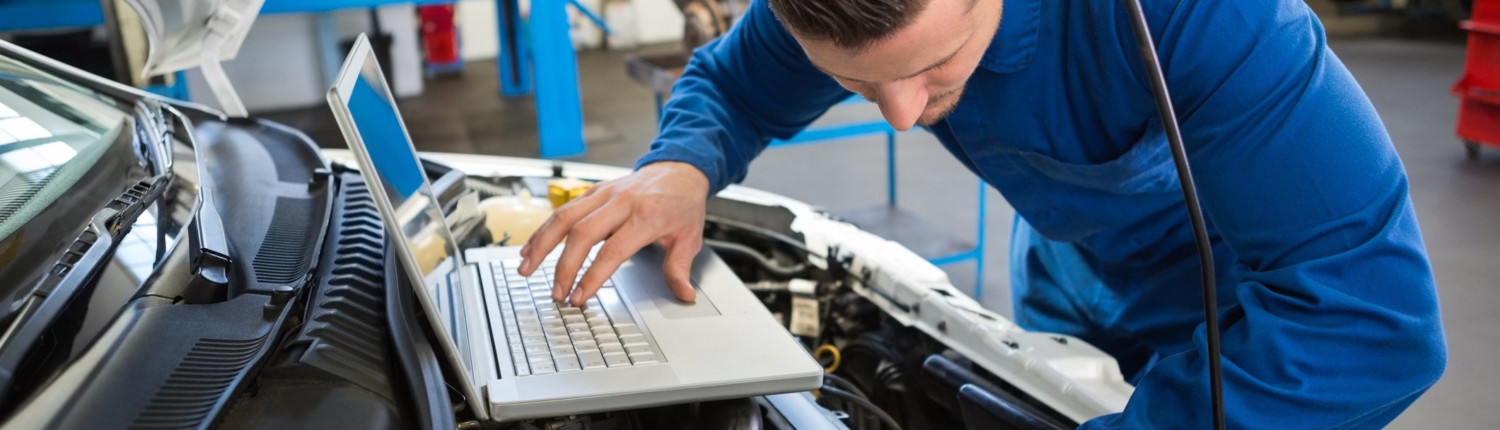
xmin=662 ymin=239 xmax=699 ymax=303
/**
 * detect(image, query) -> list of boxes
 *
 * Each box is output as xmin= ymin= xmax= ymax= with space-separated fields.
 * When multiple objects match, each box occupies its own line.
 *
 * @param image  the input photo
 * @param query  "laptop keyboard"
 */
xmin=491 ymin=257 xmax=662 ymax=376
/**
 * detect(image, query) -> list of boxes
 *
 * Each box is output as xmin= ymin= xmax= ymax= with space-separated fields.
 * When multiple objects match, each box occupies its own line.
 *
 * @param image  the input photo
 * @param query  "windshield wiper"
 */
xmin=133 ymin=99 xmax=173 ymax=177
xmin=0 ymin=172 xmax=168 ymax=404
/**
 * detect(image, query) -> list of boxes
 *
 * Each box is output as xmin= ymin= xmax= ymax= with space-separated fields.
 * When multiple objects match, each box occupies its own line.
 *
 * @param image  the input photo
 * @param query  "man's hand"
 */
xmin=518 ymin=161 xmax=710 ymax=307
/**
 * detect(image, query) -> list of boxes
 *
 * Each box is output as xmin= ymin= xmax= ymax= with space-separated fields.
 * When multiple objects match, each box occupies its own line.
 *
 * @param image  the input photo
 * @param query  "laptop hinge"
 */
xmin=457 ymin=263 xmax=497 ymax=420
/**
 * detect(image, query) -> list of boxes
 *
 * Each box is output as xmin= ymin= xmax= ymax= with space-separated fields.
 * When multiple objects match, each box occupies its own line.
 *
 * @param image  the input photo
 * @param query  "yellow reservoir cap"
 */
xmin=547 ymin=178 xmax=593 ymax=208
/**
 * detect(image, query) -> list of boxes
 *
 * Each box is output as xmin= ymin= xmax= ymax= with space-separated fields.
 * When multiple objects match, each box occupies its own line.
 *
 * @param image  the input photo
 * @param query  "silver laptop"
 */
xmin=326 ymin=34 xmax=822 ymax=422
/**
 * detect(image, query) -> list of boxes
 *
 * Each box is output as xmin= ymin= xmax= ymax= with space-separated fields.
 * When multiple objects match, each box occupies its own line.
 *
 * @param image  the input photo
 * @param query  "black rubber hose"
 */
xmin=1119 ymin=1 xmax=1225 ymax=429
xmin=704 ymin=238 xmax=807 ymax=277
xmin=823 ymin=373 xmax=871 ymax=401
xmin=821 ymin=386 xmax=903 ymax=430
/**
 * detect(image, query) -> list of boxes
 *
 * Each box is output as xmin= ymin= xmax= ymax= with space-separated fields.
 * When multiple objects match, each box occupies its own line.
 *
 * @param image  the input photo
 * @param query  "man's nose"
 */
xmin=874 ymin=81 xmax=926 ymax=132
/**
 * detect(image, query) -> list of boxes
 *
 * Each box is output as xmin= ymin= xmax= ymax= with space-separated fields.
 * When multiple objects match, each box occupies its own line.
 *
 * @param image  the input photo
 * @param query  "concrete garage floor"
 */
xmin=265 ymin=37 xmax=1497 ymax=428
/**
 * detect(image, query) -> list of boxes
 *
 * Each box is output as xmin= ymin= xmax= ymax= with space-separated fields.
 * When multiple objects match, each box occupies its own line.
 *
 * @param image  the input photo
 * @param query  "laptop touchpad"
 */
xmin=619 ymin=248 xmax=722 ymax=319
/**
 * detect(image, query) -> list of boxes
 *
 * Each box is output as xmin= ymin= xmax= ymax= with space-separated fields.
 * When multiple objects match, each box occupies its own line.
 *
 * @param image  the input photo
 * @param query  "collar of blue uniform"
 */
xmin=978 ymin=0 xmax=1040 ymax=74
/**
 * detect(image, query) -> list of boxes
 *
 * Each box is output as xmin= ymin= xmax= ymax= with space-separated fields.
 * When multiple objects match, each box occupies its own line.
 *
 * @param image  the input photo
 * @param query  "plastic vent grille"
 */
xmin=129 ymin=336 xmax=268 ymax=430
xmin=252 ymin=197 xmax=316 ymax=285
xmin=296 ymin=179 xmax=393 ymax=392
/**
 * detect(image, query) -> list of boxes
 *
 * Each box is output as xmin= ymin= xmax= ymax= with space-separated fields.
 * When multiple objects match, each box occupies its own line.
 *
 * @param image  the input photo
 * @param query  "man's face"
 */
xmin=793 ymin=0 xmax=1002 ymax=131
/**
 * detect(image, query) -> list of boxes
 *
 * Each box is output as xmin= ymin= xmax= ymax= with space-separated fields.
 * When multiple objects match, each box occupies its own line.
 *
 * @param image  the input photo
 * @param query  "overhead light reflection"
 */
xmin=0 ymin=117 xmax=49 ymax=141
xmin=1 ymin=141 xmax=77 ymax=173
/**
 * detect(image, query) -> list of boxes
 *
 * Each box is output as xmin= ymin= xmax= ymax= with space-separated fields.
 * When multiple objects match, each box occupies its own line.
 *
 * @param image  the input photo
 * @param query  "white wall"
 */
xmin=454 ymin=0 xmax=682 ymax=61
xmin=186 ymin=13 xmax=324 ymax=112
xmin=186 ymin=5 xmax=423 ymax=113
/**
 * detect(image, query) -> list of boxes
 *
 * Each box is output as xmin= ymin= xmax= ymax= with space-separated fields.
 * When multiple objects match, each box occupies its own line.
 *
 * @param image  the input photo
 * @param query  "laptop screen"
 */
xmin=343 ymin=54 xmax=461 ymax=279
xmin=331 ymin=35 xmax=492 ymax=420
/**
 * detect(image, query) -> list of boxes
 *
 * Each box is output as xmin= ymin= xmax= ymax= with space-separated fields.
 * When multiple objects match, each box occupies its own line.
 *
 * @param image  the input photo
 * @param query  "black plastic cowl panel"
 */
xmin=214 ymin=173 xmax=443 ymax=430
xmin=214 ymin=173 xmax=411 ymax=430
xmin=192 ymin=118 xmax=331 ymax=296
xmin=264 ymin=173 xmax=393 ymax=396
xmin=0 ymin=292 xmax=287 ymax=430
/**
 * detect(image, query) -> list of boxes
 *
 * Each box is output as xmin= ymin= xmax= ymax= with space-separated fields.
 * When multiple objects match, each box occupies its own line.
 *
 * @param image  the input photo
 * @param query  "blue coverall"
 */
xmin=636 ymin=0 xmax=1448 ymax=427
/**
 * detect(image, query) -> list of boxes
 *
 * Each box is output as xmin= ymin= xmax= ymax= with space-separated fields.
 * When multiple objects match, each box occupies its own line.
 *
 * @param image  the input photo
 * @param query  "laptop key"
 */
xmin=596 ymin=290 xmax=634 ymax=325
xmin=596 ymin=334 xmax=620 ymax=345
xmin=629 ymin=353 xmax=659 ymax=365
xmin=620 ymin=336 xmax=647 ymax=347
xmin=600 ymin=343 xmax=625 ymax=355
xmin=615 ymin=325 xmax=643 ymax=337
xmin=625 ymin=344 xmax=651 ymax=356
xmin=531 ymin=363 xmax=556 ymax=374
xmin=523 ymin=343 xmax=551 ymax=355
xmin=580 ymin=352 xmax=607 ymax=369
xmin=522 ymin=335 xmax=547 ymax=346
xmin=556 ymin=358 xmax=582 ymax=372
xmin=604 ymin=352 xmax=630 ymax=367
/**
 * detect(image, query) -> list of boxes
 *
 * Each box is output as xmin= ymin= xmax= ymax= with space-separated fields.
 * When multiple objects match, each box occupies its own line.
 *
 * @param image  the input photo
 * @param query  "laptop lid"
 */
xmin=325 ymin=34 xmax=489 ymax=420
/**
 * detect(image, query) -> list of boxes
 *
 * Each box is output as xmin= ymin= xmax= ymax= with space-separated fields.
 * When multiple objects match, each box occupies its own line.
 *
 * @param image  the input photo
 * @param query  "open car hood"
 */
xmin=320 ymin=149 xmax=1136 ymax=423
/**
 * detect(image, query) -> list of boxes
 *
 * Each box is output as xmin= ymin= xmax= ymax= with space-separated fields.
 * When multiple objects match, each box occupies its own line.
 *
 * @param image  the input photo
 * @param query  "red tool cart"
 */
xmin=1454 ymin=0 xmax=1500 ymax=160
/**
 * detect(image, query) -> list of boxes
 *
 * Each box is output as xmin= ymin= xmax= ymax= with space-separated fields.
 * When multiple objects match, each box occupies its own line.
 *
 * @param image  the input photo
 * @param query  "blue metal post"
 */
xmin=496 ymin=0 xmax=532 ymax=97
xmin=529 ymin=0 xmax=586 ymax=158
xmin=655 ymin=92 xmax=664 ymax=120
xmin=316 ymin=13 xmax=342 ymax=88
xmin=974 ymin=179 xmax=987 ymax=299
xmin=886 ymin=131 xmax=897 ymax=206
xmin=565 ymin=0 xmax=613 ymax=35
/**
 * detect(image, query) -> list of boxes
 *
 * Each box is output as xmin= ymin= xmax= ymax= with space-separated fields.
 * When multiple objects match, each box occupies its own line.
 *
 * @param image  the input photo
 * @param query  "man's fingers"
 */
xmin=550 ymin=202 xmax=629 ymax=302
xmin=519 ymin=193 xmax=606 ymax=276
xmin=661 ymin=235 xmax=701 ymax=303
xmin=571 ymin=223 xmax=653 ymax=306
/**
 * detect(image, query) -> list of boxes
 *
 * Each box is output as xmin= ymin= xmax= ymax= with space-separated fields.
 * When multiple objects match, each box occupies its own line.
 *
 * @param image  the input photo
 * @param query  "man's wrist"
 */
xmin=639 ymin=161 xmax=711 ymax=194
xmin=636 ymin=155 xmax=719 ymax=194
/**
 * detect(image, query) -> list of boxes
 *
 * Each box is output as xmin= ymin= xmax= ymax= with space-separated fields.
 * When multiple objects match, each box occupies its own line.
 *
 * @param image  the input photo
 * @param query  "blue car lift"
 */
xmin=497 ymin=0 xmax=611 ymax=159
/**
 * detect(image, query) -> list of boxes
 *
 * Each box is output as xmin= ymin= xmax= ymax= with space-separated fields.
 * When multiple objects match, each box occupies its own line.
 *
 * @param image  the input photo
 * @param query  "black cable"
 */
xmin=1118 ymin=1 xmax=1225 ymax=430
xmin=823 ymin=373 xmax=871 ymax=401
xmin=821 ymin=386 xmax=903 ymax=430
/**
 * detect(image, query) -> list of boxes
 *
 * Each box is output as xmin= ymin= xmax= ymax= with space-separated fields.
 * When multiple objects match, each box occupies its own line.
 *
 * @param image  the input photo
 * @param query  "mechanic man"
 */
xmin=518 ymin=0 xmax=1447 ymax=427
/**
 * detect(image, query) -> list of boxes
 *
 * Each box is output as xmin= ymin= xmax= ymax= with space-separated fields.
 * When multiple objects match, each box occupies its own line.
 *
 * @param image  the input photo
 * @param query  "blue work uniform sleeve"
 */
xmin=634 ymin=0 xmax=852 ymax=193
xmin=1084 ymin=1 xmax=1447 ymax=428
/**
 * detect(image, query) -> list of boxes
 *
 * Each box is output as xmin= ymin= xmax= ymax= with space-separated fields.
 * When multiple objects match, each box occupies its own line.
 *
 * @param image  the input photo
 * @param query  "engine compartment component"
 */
xmin=332 ymin=152 xmax=1131 ymax=430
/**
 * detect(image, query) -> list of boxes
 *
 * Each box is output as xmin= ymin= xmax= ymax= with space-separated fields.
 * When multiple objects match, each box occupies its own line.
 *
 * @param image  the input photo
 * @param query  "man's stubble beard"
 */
xmin=916 ymin=84 xmax=966 ymax=127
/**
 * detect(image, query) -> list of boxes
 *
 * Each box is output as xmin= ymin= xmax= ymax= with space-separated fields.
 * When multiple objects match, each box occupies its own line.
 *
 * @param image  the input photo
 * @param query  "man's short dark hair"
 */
xmin=767 ymin=0 xmax=933 ymax=51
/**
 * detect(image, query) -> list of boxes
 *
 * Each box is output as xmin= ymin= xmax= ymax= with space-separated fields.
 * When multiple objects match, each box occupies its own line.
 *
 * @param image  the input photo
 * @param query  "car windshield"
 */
xmin=0 ymin=55 xmax=127 ymax=243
